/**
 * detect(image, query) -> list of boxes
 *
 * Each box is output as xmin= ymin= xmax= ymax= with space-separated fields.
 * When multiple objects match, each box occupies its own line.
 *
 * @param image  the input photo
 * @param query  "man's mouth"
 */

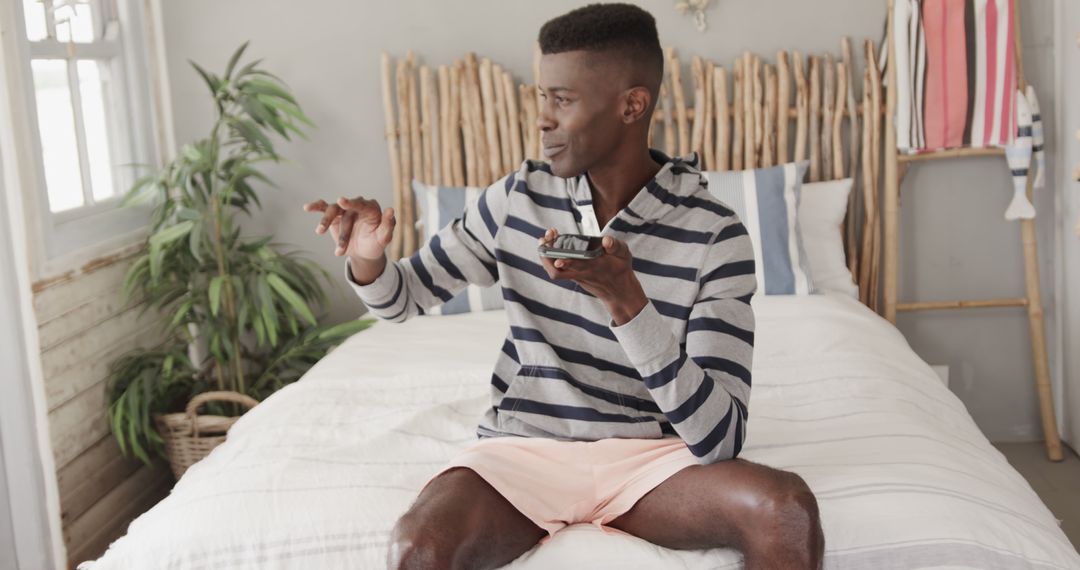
xmin=543 ymin=144 xmax=566 ymax=158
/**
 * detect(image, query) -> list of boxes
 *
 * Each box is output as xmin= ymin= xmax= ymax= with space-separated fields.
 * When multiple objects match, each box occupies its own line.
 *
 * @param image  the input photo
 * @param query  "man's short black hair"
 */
xmin=538 ymin=3 xmax=664 ymax=100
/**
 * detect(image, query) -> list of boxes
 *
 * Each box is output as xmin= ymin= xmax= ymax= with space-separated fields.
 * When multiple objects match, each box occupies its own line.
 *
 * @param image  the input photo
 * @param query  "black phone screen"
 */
xmin=551 ymin=234 xmax=603 ymax=252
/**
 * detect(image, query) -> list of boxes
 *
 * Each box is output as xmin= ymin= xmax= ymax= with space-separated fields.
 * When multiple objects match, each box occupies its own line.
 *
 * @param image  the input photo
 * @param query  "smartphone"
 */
xmin=537 ymin=233 xmax=605 ymax=259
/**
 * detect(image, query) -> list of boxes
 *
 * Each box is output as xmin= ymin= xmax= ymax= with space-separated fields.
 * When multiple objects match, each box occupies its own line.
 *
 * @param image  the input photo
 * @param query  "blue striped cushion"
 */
xmin=412 ymin=180 xmax=504 ymax=315
xmin=704 ymin=162 xmax=815 ymax=296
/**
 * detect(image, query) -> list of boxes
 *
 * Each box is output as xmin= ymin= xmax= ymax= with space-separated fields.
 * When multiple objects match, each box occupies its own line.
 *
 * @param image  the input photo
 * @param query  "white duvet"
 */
xmin=84 ymin=294 xmax=1080 ymax=569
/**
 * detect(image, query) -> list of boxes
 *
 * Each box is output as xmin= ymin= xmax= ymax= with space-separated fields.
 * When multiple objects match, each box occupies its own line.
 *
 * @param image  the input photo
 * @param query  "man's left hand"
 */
xmin=538 ymin=228 xmax=648 ymax=326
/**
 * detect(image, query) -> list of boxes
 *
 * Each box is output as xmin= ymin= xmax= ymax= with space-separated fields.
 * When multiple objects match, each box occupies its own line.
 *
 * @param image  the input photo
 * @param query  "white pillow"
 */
xmin=798 ymin=178 xmax=859 ymax=298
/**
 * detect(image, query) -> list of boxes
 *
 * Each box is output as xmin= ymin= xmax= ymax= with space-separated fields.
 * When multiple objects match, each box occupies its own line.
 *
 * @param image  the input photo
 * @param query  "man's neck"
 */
xmin=586 ymin=148 xmax=663 ymax=230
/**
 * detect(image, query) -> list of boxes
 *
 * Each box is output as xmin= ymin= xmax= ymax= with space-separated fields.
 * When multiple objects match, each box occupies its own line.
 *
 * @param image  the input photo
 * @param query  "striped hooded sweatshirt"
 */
xmin=347 ymin=150 xmax=756 ymax=464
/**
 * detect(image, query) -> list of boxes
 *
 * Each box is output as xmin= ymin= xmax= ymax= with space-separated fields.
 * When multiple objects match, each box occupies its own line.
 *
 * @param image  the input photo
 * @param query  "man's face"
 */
xmin=537 ymin=51 xmax=626 ymax=178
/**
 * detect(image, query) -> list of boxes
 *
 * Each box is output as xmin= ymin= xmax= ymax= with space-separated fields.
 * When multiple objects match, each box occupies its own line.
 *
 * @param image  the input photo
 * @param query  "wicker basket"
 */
xmin=155 ymin=391 xmax=259 ymax=480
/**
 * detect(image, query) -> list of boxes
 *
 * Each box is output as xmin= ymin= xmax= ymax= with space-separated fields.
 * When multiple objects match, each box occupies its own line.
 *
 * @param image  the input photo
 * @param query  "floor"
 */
xmin=995 ymin=442 xmax=1080 ymax=551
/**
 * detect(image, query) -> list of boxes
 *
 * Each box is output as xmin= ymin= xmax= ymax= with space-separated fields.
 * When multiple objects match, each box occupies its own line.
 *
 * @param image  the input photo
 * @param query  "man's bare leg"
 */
xmin=387 ymin=467 xmax=547 ymax=570
xmin=606 ymin=459 xmax=824 ymax=569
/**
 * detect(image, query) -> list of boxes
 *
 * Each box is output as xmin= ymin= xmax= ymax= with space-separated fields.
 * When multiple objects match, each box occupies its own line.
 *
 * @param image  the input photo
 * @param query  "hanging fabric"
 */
xmin=885 ymin=0 xmax=1017 ymax=153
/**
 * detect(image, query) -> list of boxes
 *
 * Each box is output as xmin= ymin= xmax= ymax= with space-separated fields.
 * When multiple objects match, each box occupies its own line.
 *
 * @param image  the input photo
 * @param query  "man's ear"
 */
xmin=621 ymin=86 xmax=652 ymax=124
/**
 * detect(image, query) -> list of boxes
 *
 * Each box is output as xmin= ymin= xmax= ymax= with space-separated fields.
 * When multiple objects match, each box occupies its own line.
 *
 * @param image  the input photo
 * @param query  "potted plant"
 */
xmin=106 ymin=43 xmax=371 ymax=479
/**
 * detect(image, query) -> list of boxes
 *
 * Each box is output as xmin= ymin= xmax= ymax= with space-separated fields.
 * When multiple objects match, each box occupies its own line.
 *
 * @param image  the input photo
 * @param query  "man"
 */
xmin=304 ymin=4 xmax=823 ymax=569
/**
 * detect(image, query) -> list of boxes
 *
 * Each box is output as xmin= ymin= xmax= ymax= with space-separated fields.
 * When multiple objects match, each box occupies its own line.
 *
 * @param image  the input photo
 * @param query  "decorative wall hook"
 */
xmin=674 ymin=0 xmax=713 ymax=32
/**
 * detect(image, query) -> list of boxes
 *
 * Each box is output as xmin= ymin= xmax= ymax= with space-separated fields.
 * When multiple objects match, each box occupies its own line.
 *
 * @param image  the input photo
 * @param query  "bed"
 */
xmin=82 ymin=293 xmax=1080 ymax=569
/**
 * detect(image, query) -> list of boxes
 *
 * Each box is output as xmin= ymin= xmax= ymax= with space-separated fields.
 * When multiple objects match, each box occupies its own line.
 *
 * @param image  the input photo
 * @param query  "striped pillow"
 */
xmin=411 ymin=180 xmax=504 ymax=315
xmin=704 ymin=162 xmax=815 ymax=296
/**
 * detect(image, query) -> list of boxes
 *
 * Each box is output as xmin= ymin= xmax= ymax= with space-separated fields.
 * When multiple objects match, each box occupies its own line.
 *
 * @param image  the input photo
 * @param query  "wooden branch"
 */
xmin=793 ymin=51 xmax=808 ymax=163
xmin=866 ymin=40 xmax=882 ymax=203
xmin=380 ymin=52 xmax=403 ymax=260
xmin=448 ymin=64 xmax=465 ymax=187
xmin=519 ymin=83 xmax=538 ymax=162
xmin=660 ymin=80 xmax=676 ymax=157
xmin=777 ymin=51 xmax=790 ymax=164
xmin=670 ymin=48 xmax=689 ymax=156
xmin=492 ymin=64 xmax=511 ymax=176
xmin=690 ymin=56 xmax=705 ymax=162
xmin=858 ymin=70 xmax=875 ymax=306
xmin=822 ymin=54 xmax=835 ymax=180
xmin=504 ymin=73 xmax=523 ymax=170
xmin=753 ymin=56 xmax=763 ymax=168
xmin=715 ymin=65 xmax=730 ymax=171
xmin=405 ymin=54 xmax=421 ymax=254
xmin=458 ymin=60 xmax=477 ymax=187
xmin=763 ymin=64 xmax=776 ymax=167
xmin=437 ymin=65 xmax=452 ymax=186
xmin=703 ymin=62 xmax=715 ymax=170
xmin=478 ymin=58 xmax=501 ymax=184
xmin=419 ymin=65 xmax=435 ymax=185
xmin=743 ymin=52 xmax=754 ymax=168
xmin=732 ymin=57 xmax=744 ymax=170
xmin=842 ymin=36 xmax=860 ymax=180
xmin=832 ymin=61 xmax=847 ymax=180
xmin=465 ymin=54 xmax=487 ymax=186
xmin=842 ymin=37 xmax=860 ymax=276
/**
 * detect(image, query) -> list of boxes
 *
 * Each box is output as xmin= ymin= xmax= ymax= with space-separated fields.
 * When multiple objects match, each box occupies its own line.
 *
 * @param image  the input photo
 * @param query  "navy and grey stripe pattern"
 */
xmin=349 ymin=149 xmax=756 ymax=464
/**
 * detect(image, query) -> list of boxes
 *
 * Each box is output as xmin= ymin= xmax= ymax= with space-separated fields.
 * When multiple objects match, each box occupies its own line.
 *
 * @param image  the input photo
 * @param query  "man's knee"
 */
xmin=745 ymin=471 xmax=824 ymax=565
xmin=388 ymin=510 xmax=476 ymax=570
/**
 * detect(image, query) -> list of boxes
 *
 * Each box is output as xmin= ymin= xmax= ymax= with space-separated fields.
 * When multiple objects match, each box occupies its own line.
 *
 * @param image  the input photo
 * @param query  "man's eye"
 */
xmin=555 ymin=96 xmax=567 ymax=104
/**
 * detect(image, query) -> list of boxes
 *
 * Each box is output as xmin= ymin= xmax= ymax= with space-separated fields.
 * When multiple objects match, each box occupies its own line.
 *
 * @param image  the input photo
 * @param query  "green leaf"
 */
xmin=209 ymin=276 xmax=224 ymax=316
xmin=316 ymin=318 xmax=375 ymax=341
xmin=109 ymin=395 xmax=127 ymax=455
xmin=188 ymin=220 xmax=203 ymax=263
xmin=148 ymin=220 xmax=195 ymax=249
xmin=148 ymin=220 xmax=194 ymax=280
xmin=182 ymin=144 xmax=202 ymax=163
xmin=229 ymin=118 xmax=275 ymax=155
xmin=224 ymin=41 xmax=250 ymax=80
xmin=233 ymin=57 xmax=265 ymax=79
xmin=240 ymin=77 xmax=297 ymax=104
xmin=175 ymin=207 xmax=201 ymax=221
xmin=266 ymin=273 xmax=316 ymax=326
xmin=258 ymin=95 xmax=315 ymax=128
xmin=189 ymin=60 xmax=221 ymax=94
xmin=239 ymin=96 xmax=279 ymax=133
xmin=170 ymin=299 xmax=194 ymax=326
xmin=120 ymin=174 xmax=159 ymax=207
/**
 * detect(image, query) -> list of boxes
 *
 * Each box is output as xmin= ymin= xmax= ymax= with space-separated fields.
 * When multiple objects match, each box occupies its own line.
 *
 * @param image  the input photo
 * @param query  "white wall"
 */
xmin=159 ymin=0 xmax=1061 ymax=443
xmin=1057 ymin=0 xmax=1080 ymax=450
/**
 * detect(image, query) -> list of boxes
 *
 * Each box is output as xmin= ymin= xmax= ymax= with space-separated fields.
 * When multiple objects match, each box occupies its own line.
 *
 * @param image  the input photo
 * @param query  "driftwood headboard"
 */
xmin=380 ymin=39 xmax=884 ymax=313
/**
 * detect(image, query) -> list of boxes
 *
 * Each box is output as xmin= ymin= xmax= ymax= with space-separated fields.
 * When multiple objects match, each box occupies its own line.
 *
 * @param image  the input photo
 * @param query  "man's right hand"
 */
xmin=303 ymin=196 xmax=395 ymax=283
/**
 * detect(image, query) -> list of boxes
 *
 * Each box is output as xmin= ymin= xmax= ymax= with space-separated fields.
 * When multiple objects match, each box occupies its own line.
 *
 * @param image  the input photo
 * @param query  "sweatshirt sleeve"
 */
xmin=610 ymin=217 xmax=757 ymax=464
xmin=346 ymin=171 xmax=516 ymax=322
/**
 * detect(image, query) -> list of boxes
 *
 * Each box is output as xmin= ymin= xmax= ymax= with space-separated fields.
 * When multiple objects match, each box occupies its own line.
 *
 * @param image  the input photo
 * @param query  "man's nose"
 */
xmin=536 ymin=104 xmax=555 ymax=132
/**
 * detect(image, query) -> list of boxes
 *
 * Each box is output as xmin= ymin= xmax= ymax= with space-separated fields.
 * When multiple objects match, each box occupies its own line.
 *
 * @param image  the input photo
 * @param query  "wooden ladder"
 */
xmin=881 ymin=0 xmax=1062 ymax=461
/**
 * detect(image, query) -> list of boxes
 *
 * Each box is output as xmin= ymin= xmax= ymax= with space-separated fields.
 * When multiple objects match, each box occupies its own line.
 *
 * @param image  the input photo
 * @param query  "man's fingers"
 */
xmin=303 ymin=199 xmax=328 ymax=213
xmin=316 ymin=204 xmax=343 ymax=234
xmin=336 ymin=211 xmax=357 ymax=256
xmin=376 ymin=208 xmax=396 ymax=245
xmin=338 ymin=196 xmax=378 ymax=212
xmin=537 ymin=227 xmax=559 ymax=245
xmin=602 ymin=235 xmax=630 ymax=258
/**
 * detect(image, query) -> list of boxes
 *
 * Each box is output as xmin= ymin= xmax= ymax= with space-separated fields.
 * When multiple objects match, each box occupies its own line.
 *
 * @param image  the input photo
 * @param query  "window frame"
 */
xmin=8 ymin=0 xmax=168 ymax=280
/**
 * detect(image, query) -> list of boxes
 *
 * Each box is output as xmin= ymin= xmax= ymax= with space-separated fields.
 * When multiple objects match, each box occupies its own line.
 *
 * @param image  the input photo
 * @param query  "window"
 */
xmin=10 ymin=0 xmax=162 ymax=274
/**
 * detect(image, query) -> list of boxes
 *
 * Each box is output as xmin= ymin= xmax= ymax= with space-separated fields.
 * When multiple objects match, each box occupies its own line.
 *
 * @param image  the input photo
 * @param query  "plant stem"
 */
xmin=207 ymin=116 xmax=247 ymax=397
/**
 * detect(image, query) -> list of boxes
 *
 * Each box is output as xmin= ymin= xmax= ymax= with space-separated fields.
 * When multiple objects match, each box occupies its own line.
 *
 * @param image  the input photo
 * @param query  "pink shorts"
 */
xmin=419 ymin=436 xmax=699 ymax=542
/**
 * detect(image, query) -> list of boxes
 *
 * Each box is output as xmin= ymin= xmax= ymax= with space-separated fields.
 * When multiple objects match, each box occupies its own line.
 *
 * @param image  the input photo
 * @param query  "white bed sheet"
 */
xmin=84 ymin=293 xmax=1080 ymax=569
